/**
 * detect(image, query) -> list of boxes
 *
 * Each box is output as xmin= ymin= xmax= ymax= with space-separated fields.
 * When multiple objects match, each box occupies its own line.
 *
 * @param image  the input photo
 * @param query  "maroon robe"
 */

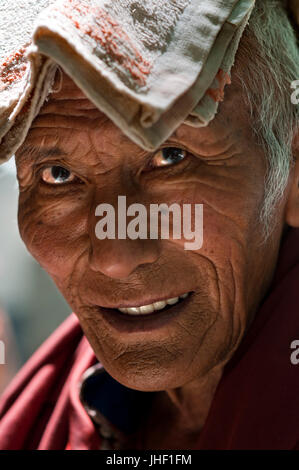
xmin=1 ymin=227 xmax=299 ymax=450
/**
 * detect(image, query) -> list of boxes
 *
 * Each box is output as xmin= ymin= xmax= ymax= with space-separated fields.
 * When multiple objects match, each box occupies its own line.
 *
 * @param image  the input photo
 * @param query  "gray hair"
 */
xmin=234 ymin=0 xmax=299 ymax=241
xmin=44 ymin=1 xmax=299 ymax=244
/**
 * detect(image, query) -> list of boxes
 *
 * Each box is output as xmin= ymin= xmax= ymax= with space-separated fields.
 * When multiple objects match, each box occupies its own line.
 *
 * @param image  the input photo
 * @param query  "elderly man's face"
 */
xmin=15 ymin=71 xmax=290 ymax=391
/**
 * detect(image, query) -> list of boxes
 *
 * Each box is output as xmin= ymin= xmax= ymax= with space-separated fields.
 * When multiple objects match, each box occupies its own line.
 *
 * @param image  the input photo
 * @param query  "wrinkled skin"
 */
xmin=15 ymin=68 xmax=299 ymax=448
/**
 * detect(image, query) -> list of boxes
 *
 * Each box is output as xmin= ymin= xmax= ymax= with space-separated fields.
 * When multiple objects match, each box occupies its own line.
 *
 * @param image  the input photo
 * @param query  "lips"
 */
xmin=117 ymin=292 xmax=189 ymax=315
xmin=96 ymin=292 xmax=193 ymax=333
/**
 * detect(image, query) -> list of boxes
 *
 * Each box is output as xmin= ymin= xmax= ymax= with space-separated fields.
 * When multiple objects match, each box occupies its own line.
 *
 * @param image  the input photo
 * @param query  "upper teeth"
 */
xmin=118 ymin=293 xmax=189 ymax=316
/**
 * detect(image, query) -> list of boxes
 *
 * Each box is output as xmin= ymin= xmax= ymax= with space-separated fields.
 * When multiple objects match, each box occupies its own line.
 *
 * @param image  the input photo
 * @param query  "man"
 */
xmin=0 ymin=0 xmax=299 ymax=450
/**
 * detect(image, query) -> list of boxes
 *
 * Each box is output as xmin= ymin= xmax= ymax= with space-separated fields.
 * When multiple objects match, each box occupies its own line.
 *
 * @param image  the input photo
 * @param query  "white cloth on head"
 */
xmin=0 ymin=0 xmax=255 ymax=164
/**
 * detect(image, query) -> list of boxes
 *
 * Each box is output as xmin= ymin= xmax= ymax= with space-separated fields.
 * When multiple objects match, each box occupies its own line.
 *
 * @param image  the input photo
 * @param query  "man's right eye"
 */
xmin=41 ymin=166 xmax=78 ymax=185
xmin=150 ymin=147 xmax=188 ymax=168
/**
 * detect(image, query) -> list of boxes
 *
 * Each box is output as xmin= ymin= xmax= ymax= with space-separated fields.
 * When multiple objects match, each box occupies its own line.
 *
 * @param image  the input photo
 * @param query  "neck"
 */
xmin=162 ymin=364 xmax=224 ymax=433
xmin=138 ymin=365 xmax=224 ymax=450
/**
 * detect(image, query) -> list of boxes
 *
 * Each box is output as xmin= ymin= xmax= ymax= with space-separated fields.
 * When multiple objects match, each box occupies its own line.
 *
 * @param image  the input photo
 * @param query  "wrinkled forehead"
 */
xmin=15 ymin=62 xmax=252 ymax=174
xmin=33 ymin=66 xmax=248 ymax=137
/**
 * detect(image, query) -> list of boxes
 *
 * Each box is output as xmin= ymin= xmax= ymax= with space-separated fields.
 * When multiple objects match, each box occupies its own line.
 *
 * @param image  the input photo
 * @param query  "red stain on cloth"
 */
xmin=58 ymin=0 xmax=152 ymax=87
xmin=0 ymin=47 xmax=28 ymax=92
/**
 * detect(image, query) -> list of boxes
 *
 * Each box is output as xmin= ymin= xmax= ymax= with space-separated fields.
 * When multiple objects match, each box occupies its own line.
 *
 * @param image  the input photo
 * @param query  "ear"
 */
xmin=285 ymin=130 xmax=299 ymax=227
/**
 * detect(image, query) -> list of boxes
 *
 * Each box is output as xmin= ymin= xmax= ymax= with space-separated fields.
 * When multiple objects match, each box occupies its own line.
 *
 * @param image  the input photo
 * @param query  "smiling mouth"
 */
xmin=117 ymin=292 xmax=190 ymax=316
xmin=97 ymin=292 xmax=193 ymax=332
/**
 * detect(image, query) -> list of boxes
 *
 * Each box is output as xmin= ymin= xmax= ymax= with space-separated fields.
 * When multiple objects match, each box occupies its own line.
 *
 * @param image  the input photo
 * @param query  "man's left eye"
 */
xmin=151 ymin=147 xmax=188 ymax=168
xmin=41 ymin=166 xmax=77 ymax=184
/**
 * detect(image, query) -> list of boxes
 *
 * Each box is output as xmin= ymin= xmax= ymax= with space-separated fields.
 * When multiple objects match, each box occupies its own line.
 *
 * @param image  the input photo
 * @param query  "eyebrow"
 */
xmin=17 ymin=145 xmax=67 ymax=163
xmin=17 ymin=131 xmax=184 ymax=165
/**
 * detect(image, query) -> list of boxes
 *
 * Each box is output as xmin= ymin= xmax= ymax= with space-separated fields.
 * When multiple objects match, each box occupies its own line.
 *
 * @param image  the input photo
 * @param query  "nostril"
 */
xmin=88 ymin=237 xmax=160 ymax=279
xmin=94 ymin=261 xmax=135 ymax=280
xmin=88 ymin=248 xmax=148 ymax=278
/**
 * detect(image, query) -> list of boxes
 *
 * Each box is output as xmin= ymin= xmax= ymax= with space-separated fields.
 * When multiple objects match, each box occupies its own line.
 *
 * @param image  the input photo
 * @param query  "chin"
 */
xmin=93 ymin=347 xmax=206 ymax=392
xmin=106 ymin=364 xmax=189 ymax=392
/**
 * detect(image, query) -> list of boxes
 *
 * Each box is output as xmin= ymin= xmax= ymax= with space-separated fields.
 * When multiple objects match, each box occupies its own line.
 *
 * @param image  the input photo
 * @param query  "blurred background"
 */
xmin=0 ymin=158 xmax=70 ymax=394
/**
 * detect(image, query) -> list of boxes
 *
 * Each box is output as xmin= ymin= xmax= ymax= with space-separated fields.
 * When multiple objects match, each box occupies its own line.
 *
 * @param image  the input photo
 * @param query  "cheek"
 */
xmin=18 ymin=190 xmax=90 ymax=277
xmin=160 ymin=173 xmax=267 ymax=313
xmin=150 ymin=169 xmax=264 ymax=262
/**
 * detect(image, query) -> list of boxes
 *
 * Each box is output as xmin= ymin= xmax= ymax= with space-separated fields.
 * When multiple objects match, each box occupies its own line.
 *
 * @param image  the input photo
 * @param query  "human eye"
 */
xmin=151 ymin=147 xmax=188 ymax=168
xmin=41 ymin=165 xmax=81 ymax=185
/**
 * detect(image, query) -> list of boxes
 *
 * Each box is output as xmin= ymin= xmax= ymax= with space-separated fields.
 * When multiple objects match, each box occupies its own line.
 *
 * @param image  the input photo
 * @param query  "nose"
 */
xmin=88 ymin=194 xmax=160 ymax=279
xmin=89 ymin=238 xmax=160 ymax=279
